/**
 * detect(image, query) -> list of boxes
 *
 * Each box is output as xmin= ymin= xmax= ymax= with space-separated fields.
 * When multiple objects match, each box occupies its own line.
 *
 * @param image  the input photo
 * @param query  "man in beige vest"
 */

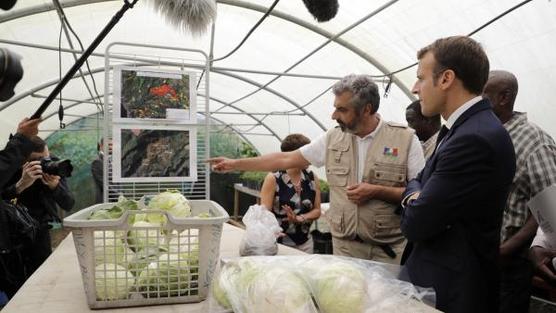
xmin=209 ymin=74 xmax=425 ymax=264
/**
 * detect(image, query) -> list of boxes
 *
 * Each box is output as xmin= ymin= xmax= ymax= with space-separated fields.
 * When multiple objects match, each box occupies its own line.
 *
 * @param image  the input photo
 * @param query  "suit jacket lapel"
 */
xmin=420 ymin=99 xmax=492 ymax=183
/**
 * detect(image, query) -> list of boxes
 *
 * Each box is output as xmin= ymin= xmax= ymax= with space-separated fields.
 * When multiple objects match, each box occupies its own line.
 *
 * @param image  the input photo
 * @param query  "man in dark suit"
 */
xmin=401 ymin=36 xmax=516 ymax=313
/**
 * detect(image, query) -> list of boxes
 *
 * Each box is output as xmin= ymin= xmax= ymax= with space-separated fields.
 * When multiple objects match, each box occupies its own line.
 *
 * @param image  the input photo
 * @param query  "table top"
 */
xmin=3 ymin=223 xmax=304 ymax=313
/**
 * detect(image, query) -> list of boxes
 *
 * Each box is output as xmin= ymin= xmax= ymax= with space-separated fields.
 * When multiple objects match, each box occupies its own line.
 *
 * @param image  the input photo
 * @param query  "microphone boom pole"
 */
xmin=31 ymin=0 xmax=139 ymax=119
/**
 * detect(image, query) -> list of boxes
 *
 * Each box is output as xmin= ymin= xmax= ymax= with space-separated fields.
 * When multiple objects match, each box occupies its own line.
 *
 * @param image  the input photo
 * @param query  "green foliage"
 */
xmin=46 ymin=115 xmax=102 ymax=212
xmin=45 ymin=113 xmax=258 ymax=213
xmin=240 ymin=141 xmax=259 ymax=158
xmin=319 ymin=179 xmax=329 ymax=193
xmin=210 ymin=130 xmax=244 ymax=158
xmin=239 ymin=171 xmax=267 ymax=184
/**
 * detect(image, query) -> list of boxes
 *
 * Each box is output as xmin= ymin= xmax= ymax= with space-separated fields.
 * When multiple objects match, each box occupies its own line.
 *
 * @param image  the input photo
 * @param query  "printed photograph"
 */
xmin=112 ymin=126 xmax=197 ymax=182
xmin=114 ymin=67 xmax=195 ymax=121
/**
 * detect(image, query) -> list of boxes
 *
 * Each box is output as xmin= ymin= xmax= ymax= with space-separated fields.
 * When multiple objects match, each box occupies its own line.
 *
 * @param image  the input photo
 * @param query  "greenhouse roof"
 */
xmin=1 ymin=0 xmax=555 ymax=155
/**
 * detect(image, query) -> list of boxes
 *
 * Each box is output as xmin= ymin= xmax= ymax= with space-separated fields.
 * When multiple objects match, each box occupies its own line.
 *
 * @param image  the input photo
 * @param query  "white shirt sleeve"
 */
xmin=299 ymin=132 xmax=327 ymax=168
xmin=407 ymin=134 xmax=426 ymax=181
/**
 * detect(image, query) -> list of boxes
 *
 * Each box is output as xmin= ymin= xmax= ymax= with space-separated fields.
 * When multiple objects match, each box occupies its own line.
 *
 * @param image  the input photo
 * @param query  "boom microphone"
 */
xmin=150 ymin=0 xmax=217 ymax=35
xmin=302 ymin=0 xmax=339 ymax=22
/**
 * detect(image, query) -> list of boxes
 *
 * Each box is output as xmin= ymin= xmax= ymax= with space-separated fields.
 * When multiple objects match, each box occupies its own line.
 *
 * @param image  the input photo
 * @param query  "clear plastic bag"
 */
xmin=207 ymin=255 xmax=439 ymax=313
xmin=239 ymin=205 xmax=282 ymax=256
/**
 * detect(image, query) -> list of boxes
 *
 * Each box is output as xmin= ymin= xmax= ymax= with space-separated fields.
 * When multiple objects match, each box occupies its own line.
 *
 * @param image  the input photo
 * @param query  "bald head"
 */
xmin=483 ymin=70 xmax=519 ymax=123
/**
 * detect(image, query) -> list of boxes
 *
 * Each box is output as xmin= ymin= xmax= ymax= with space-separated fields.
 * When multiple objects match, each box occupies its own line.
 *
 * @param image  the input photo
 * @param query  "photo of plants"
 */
xmin=119 ymin=69 xmax=191 ymax=119
xmin=120 ymin=128 xmax=191 ymax=179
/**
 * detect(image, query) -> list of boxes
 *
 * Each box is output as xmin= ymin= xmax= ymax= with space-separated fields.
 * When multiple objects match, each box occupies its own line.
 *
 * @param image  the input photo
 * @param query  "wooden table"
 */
xmin=2 ymin=223 xmax=304 ymax=313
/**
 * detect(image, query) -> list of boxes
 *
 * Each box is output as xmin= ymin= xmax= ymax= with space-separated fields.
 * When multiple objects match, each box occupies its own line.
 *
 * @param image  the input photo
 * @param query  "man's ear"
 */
xmin=499 ymin=89 xmax=512 ymax=107
xmin=439 ymin=69 xmax=456 ymax=90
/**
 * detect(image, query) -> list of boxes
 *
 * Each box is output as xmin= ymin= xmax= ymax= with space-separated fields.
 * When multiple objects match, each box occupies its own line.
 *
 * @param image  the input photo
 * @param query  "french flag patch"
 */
xmin=383 ymin=147 xmax=398 ymax=157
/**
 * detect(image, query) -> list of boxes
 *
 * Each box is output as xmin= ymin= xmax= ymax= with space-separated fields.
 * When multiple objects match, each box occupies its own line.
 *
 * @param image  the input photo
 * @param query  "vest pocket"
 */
xmin=374 ymin=214 xmax=402 ymax=238
xmin=326 ymin=166 xmax=349 ymax=187
xmin=370 ymin=162 xmax=407 ymax=186
xmin=325 ymin=209 xmax=344 ymax=234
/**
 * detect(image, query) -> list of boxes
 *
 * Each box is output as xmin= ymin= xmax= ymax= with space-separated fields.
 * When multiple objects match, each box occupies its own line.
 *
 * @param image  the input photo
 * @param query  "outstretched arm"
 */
xmin=208 ymin=150 xmax=310 ymax=173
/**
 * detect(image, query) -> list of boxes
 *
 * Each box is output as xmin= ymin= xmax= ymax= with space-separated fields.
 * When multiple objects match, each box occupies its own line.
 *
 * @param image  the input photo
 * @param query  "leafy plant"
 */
xmin=319 ymin=179 xmax=329 ymax=194
xmin=240 ymin=142 xmax=259 ymax=158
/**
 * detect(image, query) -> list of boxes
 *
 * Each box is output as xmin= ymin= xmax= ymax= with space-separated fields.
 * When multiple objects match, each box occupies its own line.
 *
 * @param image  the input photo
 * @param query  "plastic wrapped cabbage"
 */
xmin=208 ymin=255 xmax=438 ymax=313
xmin=95 ymin=263 xmax=134 ymax=300
xmin=212 ymin=258 xmax=318 ymax=313
xmin=310 ymin=261 xmax=367 ymax=313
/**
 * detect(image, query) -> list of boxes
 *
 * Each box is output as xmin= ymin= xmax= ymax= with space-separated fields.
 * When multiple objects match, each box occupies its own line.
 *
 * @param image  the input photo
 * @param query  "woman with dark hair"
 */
xmin=259 ymin=134 xmax=321 ymax=253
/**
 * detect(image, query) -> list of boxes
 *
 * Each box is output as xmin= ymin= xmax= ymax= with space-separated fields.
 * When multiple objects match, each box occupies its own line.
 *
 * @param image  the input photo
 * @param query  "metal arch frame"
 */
xmin=41 ymin=97 xmax=265 ymax=156
xmin=0 ymin=0 xmax=414 ymax=99
xmin=38 ymin=90 xmax=283 ymax=143
xmin=0 ymin=44 xmax=326 ymax=132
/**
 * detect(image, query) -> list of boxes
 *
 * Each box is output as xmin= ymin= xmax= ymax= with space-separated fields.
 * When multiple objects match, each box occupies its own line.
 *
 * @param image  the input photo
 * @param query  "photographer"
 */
xmin=0 ymin=118 xmax=41 ymax=299
xmin=2 ymin=136 xmax=74 ymax=279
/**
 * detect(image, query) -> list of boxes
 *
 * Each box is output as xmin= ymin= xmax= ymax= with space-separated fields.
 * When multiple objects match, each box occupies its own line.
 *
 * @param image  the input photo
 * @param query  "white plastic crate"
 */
xmin=64 ymin=200 xmax=229 ymax=309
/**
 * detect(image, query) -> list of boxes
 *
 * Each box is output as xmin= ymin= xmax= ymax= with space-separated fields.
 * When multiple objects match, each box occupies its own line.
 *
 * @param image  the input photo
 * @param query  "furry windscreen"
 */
xmin=302 ymin=0 xmax=339 ymax=22
xmin=150 ymin=0 xmax=217 ymax=35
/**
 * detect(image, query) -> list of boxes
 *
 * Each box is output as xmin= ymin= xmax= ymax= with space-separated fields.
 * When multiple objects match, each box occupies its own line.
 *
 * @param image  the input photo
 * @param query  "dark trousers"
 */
xmin=0 ymin=224 xmax=51 ymax=299
xmin=0 ymin=249 xmax=26 ymax=299
xmin=23 ymin=224 xmax=52 ymax=277
xmin=499 ymin=256 xmax=532 ymax=313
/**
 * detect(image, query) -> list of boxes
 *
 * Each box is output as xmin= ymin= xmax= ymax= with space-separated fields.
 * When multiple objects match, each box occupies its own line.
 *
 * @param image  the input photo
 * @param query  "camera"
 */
xmin=40 ymin=158 xmax=73 ymax=178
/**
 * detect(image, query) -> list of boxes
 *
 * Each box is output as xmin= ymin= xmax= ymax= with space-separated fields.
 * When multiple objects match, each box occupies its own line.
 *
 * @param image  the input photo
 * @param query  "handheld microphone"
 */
xmin=150 ymin=0 xmax=217 ymax=35
xmin=302 ymin=0 xmax=339 ymax=22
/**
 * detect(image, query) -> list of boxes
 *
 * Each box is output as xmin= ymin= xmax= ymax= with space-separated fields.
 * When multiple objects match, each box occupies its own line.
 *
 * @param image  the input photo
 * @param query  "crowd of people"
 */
xmin=209 ymin=36 xmax=556 ymax=313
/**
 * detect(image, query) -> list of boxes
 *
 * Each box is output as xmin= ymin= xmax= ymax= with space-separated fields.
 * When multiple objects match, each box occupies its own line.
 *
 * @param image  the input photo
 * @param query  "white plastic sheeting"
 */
xmin=1 ymin=0 xmax=555 ymax=155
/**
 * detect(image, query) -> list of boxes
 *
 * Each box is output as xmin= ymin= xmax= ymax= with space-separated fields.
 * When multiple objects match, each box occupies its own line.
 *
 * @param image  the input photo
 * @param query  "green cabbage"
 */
xmin=94 ymin=230 xmax=134 ymax=266
xmin=95 ymin=263 xmax=134 ymax=300
xmin=89 ymin=196 xmax=139 ymax=221
xmin=212 ymin=259 xmax=317 ymax=313
xmin=147 ymin=191 xmax=192 ymax=224
xmin=126 ymin=221 xmax=166 ymax=253
xmin=312 ymin=262 xmax=367 ymax=313
xmin=127 ymin=250 xmax=160 ymax=277
xmin=244 ymin=266 xmax=318 ymax=313
xmin=137 ymin=252 xmax=197 ymax=297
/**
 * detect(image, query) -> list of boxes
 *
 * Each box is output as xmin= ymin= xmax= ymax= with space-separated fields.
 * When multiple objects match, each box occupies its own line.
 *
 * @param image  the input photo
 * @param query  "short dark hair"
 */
xmin=417 ymin=36 xmax=489 ymax=95
xmin=332 ymin=74 xmax=380 ymax=114
xmin=29 ymin=136 xmax=46 ymax=153
xmin=406 ymin=100 xmax=441 ymax=128
xmin=280 ymin=134 xmax=311 ymax=152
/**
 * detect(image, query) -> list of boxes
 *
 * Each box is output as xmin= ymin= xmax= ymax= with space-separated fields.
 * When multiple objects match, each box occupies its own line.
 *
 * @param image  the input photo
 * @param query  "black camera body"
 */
xmin=40 ymin=158 xmax=73 ymax=178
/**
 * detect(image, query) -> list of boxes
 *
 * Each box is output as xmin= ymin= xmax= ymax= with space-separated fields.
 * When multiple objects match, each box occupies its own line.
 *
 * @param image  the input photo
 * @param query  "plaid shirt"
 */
xmin=500 ymin=112 xmax=556 ymax=242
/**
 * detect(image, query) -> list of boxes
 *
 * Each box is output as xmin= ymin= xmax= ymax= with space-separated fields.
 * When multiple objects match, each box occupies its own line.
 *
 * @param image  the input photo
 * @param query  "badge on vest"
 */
xmin=383 ymin=147 xmax=398 ymax=157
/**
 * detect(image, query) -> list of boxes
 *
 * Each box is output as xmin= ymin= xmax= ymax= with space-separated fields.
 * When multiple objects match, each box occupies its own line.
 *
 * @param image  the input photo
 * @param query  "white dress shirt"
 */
xmin=300 ymin=118 xmax=425 ymax=182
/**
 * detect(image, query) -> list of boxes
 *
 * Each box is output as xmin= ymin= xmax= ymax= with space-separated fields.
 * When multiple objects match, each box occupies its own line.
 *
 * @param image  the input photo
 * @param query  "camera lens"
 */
xmin=40 ymin=159 xmax=73 ymax=177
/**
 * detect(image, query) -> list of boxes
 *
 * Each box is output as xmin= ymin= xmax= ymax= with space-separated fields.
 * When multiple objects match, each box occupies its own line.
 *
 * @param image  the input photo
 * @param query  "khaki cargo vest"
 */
xmin=325 ymin=122 xmax=414 ymax=244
